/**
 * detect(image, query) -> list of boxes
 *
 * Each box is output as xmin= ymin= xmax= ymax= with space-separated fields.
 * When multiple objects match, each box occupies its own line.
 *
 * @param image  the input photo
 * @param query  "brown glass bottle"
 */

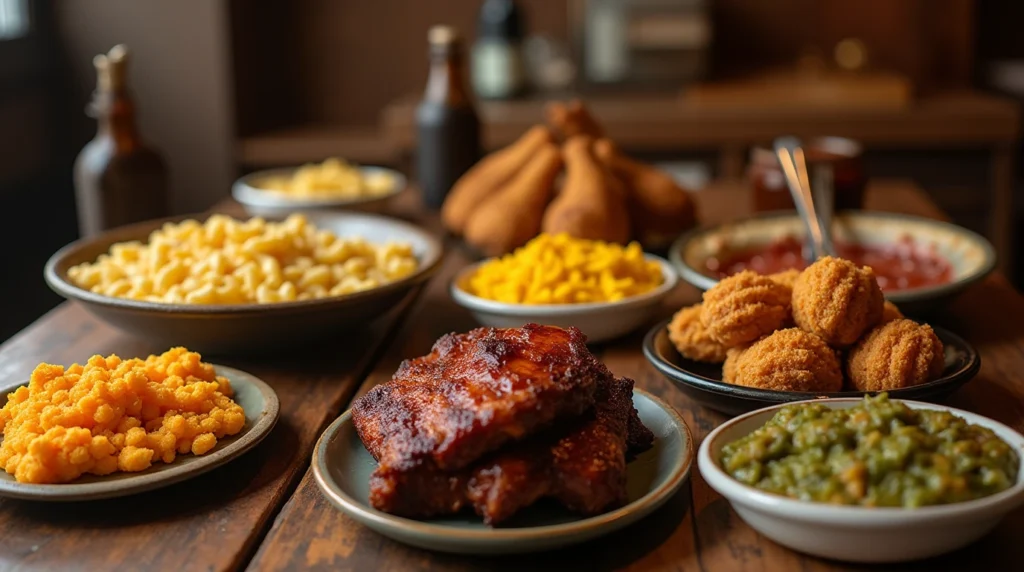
xmin=416 ymin=26 xmax=482 ymax=208
xmin=74 ymin=45 xmax=168 ymax=237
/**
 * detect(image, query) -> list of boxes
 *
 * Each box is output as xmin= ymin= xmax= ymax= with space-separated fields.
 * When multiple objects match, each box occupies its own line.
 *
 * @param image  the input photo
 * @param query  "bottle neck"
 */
xmin=92 ymin=89 xmax=142 ymax=152
xmin=424 ymin=52 xmax=472 ymax=107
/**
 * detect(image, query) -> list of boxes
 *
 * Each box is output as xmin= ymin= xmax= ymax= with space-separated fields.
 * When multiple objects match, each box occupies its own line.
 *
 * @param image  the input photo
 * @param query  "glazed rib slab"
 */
xmin=356 ymin=368 xmax=653 ymax=523
xmin=467 ymin=375 xmax=653 ymax=524
xmin=352 ymin=324 xmax=606 ymax=514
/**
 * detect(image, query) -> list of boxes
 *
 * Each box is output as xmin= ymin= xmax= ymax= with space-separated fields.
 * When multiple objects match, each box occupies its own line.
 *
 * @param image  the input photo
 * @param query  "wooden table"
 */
xmin=2 ymin=179 xmax=1023 ymax=571
xmin=381 ymin=90 xmax=1020 ymax=276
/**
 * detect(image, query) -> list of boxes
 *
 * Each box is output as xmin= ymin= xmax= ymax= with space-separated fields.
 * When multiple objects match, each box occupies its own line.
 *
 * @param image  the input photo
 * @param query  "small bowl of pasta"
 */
xmin=45 ymin=211 xmax=442 ymax=354
xmin=450 ymin=234 xmax=679 ymax=344
xmin=233 ymin=159 xmax=406 ymax=217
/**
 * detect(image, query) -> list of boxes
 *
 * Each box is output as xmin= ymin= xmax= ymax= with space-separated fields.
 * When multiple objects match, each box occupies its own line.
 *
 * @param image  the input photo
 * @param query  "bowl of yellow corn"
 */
xmin=450 ymin=234 xmax=678 ymax=343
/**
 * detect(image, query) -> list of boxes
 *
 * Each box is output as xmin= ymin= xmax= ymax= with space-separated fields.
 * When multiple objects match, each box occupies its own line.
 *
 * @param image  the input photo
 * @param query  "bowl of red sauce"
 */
xmin=669 ymin=212 xmax=995 ymax=313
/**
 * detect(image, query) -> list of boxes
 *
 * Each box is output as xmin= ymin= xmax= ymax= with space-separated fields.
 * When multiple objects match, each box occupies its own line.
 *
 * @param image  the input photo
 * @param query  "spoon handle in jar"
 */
xmin=773 ymin=137 xmax=837 ymax=261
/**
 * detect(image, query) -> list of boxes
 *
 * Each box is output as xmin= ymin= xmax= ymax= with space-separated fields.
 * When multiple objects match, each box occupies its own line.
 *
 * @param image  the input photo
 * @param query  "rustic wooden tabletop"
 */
xmin=1 ymin=179 xmax=1022 ymax=571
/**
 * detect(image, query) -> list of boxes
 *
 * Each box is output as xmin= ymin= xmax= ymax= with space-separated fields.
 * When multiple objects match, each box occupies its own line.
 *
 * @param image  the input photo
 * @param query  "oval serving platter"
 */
xmin=0 ymin=365 xmax=279 ymax=501
xmin=643 ymin=318 xmax=981 ymax=416
xmin=312 ymin=389 xmax=693 ymax=555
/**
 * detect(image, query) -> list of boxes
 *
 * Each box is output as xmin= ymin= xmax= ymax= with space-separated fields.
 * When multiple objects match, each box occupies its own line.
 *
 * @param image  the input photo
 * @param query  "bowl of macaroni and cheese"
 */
xmin=44 ymin=211 xmax=442 ymax=354
xmin=450 ymin=234 xmax=678 ymax=343
xmin=233 ymin=159 xmax=406 ymax=217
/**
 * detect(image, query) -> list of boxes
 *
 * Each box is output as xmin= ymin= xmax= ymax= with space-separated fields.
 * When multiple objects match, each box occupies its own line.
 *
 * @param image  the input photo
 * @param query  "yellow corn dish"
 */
xmin=258 ymin=158 xmax=395 ymax=199
xmin=0 ymin=348 xmax=244 ymax=484
xmin=462 ymin=233 xmax=664 ymax=304
xmin=67 ymin=213 xmax=419 ymax=304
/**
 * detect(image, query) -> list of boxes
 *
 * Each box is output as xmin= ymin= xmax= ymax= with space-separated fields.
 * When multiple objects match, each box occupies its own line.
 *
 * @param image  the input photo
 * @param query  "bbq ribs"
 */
xmin=351 ymin=324 xmax=655 ymax=524
xmin=466 ymin=374 xmax=653 ymax=523
xmin=353 ymin=324 xmax=607 ymax=514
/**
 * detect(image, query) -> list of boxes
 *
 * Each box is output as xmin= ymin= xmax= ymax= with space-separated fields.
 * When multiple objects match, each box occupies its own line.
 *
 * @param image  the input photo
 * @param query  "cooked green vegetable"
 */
xmin=720 ymin=394 xmax=1019 ymax=507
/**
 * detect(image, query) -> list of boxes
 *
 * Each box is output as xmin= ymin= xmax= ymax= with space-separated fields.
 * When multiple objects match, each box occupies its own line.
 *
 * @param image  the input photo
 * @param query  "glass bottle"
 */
xmin=472 ymin=0 xmax=526 ymax=99
xmin=74 ymin=44 xmax=168 ymax=237
xmin=416 ymin=26 xmax=482 ymax=209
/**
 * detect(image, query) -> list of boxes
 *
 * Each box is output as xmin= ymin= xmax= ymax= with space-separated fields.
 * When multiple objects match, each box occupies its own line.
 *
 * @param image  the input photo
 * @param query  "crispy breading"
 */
xmin=846 ymin=319 xmax=945 ymax=392
xmin=700 ymin=271 xmax=791 ymax=347
xmin=767 ymin=268 xmax=801 ymax=291
xmin=792 ymin=256 xmax=883 ymax=347
xmin=880 ymin=300 xmax=904 ymax=324
xmin=730 ymin=328 xmax=843 ymax=392
xmin=667 ymin=304 xmax=728 ymax=363
xmin=722 ymin=346 xmax=747 ymax=384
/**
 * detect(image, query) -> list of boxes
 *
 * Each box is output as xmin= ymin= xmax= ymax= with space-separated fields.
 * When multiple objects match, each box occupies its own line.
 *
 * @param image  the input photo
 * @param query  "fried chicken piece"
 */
xmin=730 ymin=328 xmax=843 ymax=392
xmin=667 ymin=304 xmax=728 ymax=363
xmin=546 ymin=99 xmax=605 ymax=140
xmin=881 ymin=300 xmax=904 ymax=324
xmin=768 ymin=269 xmax=801 ymax=291
xmin=353 ymin=324 xmax=604 ymax=516
xmin=792 ymin=256 xmax=884 ymax=347
xmin=701 ymin=271 xmax=791 ymax=347
xmin=846 ymin=319 xmax=945 ymax=392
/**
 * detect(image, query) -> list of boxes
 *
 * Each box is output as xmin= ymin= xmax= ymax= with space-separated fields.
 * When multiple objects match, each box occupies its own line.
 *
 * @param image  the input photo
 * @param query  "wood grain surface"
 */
xmin=248 ymin=180 xmax=1024 ymax=571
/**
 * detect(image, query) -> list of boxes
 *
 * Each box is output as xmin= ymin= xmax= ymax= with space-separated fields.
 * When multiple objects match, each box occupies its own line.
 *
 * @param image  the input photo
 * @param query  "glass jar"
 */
xmin=749 ymin=137 xmax=865 ymax=213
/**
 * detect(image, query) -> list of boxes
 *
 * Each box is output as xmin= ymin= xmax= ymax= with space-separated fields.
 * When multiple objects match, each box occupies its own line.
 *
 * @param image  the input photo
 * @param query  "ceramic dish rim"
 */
xmin=668 ymin=210 xmax=997 ymax=303
xmin=43 ymin=211 xmax=443 ymax=316
xmin=698 ymin=397 xmax=1024 ymax=524
xmin=312 ymin=388 xmax=693 ymax=541
xmin=0 ymin=364 xmax=280 ymax=501
xmin=449 ymin=255 xmax=678 ymax=317
xmin=232 ymin=165 xmax=407 ymax=208
xmin=642 ymin=318 xmax=980 ymax=403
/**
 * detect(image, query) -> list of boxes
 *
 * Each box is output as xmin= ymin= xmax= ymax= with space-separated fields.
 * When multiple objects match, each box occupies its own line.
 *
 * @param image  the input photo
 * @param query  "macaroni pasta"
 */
xmin=68 ymin=214 xmax=419 ymax=304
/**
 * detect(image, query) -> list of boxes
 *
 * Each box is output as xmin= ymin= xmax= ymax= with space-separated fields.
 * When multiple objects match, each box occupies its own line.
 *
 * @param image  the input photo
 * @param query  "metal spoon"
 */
xmin=773 ymin=136 xmax=837 ymax=261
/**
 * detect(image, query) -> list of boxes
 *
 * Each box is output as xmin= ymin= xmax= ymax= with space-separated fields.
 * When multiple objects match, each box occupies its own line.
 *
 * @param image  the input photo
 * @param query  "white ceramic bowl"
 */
xmin=698 ymin=398 xmax=1024 ymax=563
xmin=670 ymin=211 xmax=996 ymax=314
xmin=232 ymin=165 xmax=407 ymax=217
xmin=450 ymin=255 xmax=678 ymax=344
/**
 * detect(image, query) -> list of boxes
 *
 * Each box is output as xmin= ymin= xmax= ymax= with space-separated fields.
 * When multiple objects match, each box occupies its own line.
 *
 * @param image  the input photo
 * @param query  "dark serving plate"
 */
xmin=643 ymin=318 xmax=980 ymax=416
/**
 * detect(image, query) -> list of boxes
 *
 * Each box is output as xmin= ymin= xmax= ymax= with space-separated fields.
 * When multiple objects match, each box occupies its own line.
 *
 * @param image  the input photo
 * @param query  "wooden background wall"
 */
xmin=231 ymin=0 xmax=974 ymax=133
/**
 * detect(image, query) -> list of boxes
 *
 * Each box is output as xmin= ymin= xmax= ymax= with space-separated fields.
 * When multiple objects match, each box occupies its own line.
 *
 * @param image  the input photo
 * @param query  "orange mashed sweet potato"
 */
xmin=0 ymin=347 xmax=245 ymax=484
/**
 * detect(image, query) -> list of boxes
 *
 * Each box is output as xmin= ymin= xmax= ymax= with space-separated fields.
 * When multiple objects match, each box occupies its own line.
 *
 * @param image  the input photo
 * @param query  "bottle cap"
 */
xmin=94 ymin=44 xmax=129 ymax=91
xmin=428 ymin=25 xmax=459 ymax=46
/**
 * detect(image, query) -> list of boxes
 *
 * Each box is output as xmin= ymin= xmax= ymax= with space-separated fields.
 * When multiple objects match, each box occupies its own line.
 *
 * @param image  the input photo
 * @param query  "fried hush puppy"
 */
xmin=721 ymin=346 xmax=747 ymax=385
xmin=881 ymin=300 xmax=904 ymax=324
xmin=847 ymin=319 xmax=944 ymax=392
xmin=729 ymin=328 xmax=843 ymax=392
xmin=767 ymin=269 xmax=801 ymax=292
xmin=667 ymin=304 xmax=729 ymax=363
xmin=700 ymin=271 xmax=791 ymax=347
xmin=792 ymin=256 xmax=883 ymax=347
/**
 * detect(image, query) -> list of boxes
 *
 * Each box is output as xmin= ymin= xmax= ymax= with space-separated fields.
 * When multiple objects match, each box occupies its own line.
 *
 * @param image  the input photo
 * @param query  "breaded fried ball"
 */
xmin=768 ymin=269 xmax=801 ymax=291
xmin=667 ymin=304 xmax=728 ymax=363
xmin=730 ymin=328 xmax=843 ymax=392
xmin=792 ymin=256 xmax=883 ymax=347
xmin=722 ymin=346 xmax=747 ymax=384
xmin=846 ymin=319 xmax=945 ymax=392
xmin=700 ymin=271 xmax=791 ymax=347
xmin=880 ymin=300 xmax=904 ymax=324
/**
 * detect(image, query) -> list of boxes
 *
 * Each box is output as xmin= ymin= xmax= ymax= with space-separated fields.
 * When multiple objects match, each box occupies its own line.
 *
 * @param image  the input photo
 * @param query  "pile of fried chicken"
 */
xmin=351 ymin=323 xmax=654 ymax=525
xmin=442 ymin=100 xmax=698 ymax=255
xmin=669 ymin=256 xmax=945 ymax=392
